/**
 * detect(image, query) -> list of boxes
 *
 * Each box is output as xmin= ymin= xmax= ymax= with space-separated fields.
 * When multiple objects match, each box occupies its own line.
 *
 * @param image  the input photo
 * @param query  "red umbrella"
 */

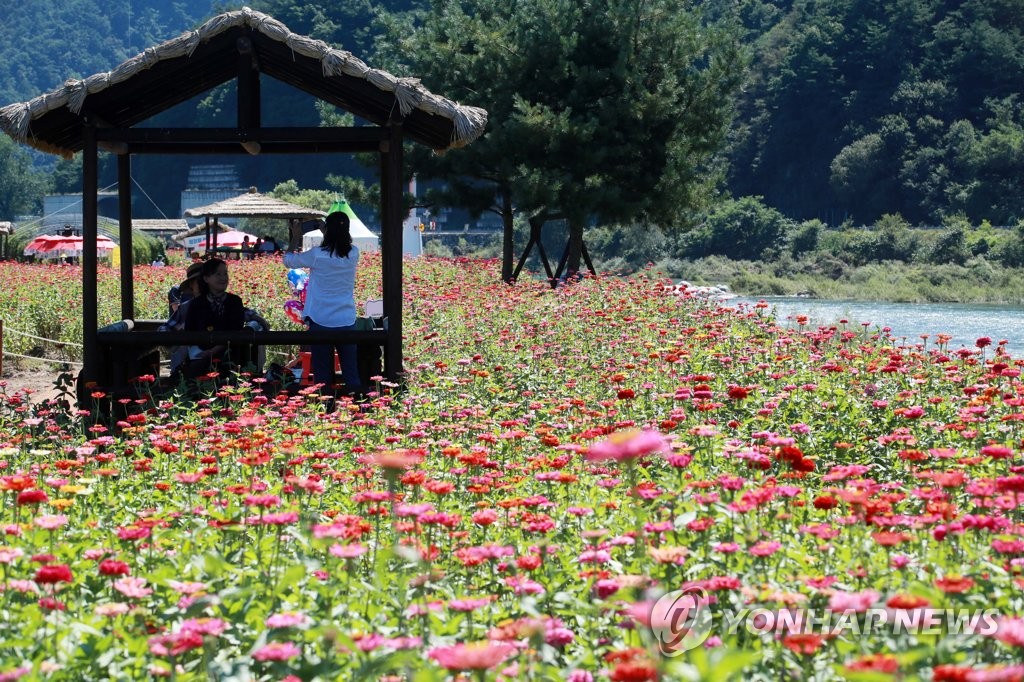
xmin=199 ymin=230 xmax=257 ymax=249
xmin=24 ymin=234 xmax=117 ymax=258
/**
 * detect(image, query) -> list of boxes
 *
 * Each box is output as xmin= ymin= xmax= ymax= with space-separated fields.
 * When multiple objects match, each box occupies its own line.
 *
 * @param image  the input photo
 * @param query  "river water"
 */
xmin=737 ymin=297 xmax=1024 ymax=353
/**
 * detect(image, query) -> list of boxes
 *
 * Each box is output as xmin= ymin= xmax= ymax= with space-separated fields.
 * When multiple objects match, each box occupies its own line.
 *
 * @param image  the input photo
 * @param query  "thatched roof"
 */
xmin=184 ymin=189 xmax=326 ymax=219
xmin=0 ymin=7 xmax=487 ymax=157
xmin=133 ymin=218 xmax=189 ymax=233
xmin=174 ymin=222 xmax=230 ymax=241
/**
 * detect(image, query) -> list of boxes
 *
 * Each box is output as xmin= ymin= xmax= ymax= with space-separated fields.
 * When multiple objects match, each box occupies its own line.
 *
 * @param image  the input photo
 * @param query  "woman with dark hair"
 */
xmin=183 ymin=257 xmax=246 ymax=376
xmin=283 ymin=211 xmax=363 ymax=396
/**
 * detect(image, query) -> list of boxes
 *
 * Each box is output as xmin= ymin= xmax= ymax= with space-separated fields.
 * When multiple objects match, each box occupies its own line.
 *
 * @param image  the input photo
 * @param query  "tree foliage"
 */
xmin=728 ymin=0 xmax=1024 ymax=225
xmin=0 ymin=136 xmax=48 ymax=220
xmin=374 ymin=0 xmax=744 ymax=279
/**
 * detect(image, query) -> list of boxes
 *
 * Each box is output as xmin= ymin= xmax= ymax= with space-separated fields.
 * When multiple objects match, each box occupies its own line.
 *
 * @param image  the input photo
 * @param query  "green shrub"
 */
xmin=924 ymin=226 xmax=969 ymax=265
xmin=680 ymin=196 xmax=794 ymax=261
xmin=788 ymin=220 xmax=822 ymax=256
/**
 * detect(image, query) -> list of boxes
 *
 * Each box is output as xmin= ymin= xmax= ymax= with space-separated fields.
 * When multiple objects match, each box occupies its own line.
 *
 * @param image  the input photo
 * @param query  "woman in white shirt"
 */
xmin=282 ymin=212 xmax=363 ymax=396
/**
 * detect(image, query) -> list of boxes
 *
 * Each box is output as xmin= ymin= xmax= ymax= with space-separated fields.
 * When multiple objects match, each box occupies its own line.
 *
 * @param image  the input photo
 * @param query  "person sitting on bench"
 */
xmin=183 ymin=257 xmax=245 ymax=377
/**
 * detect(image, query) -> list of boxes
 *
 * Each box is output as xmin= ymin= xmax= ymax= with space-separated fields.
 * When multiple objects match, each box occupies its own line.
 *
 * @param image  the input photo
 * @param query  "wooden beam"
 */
xmin=95 ymin=127 xmax=386 ymax=150
xmin=97 ymin=329 xmax=388 ymax=347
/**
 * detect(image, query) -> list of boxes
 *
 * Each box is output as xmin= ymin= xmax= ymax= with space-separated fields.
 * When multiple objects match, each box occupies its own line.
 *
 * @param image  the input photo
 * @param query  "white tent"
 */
xmin=302 ymin=200 xmax=380 ymax=253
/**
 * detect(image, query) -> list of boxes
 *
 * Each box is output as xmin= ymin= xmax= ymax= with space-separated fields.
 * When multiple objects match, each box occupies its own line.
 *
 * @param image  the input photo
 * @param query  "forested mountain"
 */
xmin=0 ymin=1 xmax=221 ymax=107
xmin=1 ymin=0 xmax=1022 ymax=227
xmin=723 ymin=0 xmax=1024 ymax=225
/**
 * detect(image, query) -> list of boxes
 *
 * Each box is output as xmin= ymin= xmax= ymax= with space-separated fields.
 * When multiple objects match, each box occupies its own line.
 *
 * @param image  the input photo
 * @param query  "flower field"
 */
xmin=2 ymin=256 xmax=1024 ymax=681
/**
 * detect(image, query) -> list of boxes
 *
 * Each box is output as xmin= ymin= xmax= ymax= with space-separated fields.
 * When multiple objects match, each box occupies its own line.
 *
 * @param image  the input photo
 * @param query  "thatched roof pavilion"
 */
xmin=184 ymin=187 xmax=329 ymax=252
xmin=0 ymin=7 xmax=487 ymax=398
xmin=183 ymin=189 xmax=327 ymax=221
xmin=0 ymin=8 xmax=486 ymax=156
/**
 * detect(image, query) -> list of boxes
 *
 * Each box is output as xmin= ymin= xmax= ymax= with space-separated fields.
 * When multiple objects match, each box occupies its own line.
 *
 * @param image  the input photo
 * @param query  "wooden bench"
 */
xmin=86 ymin=325 xmax=388 ymax=404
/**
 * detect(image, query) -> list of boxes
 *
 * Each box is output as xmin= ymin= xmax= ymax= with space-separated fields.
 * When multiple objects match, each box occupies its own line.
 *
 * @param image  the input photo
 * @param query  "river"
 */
xmin=737 ymin=297 xmax=1024 ymax=353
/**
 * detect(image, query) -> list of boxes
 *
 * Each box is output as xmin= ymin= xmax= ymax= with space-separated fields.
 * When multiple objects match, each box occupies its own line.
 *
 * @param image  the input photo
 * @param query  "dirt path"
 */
xmin=0 ymin=365 xmax=68 ymax=403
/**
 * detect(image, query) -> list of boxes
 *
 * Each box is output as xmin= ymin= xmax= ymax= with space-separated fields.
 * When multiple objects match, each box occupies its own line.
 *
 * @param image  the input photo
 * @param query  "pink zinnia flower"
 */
xmin=428 ymin=641 xmax=516 ymax=671
xmin=181 ymin=618 xmax=227 ymax=637
xmin=829 ymin=589 xmax=879 ymax=613
xmin=472 ymin=509 xmax=499 ymax=526
xmin=992 ymin=617 xmax=1024 ymax=648
xmin=266 ymin=612 xmax=309 ymax=629
xmin=95 ymin=602 xmax=131 ymax=617
xmin=33 ymin=515 xmax=68 ymax=531
xmin=749 ymin=541 xmax=782 ymax=557
xmin=0 ymin=547 xmax=24 ymax=564
xmin=448 ymin=596 xmax=492 ymax=612
xmin=0 ymin=666 xmax=31 ymax=682
xmin=981 ymin=444 xmax=1014 ymax=459
xmin=148 ymin=631 xmax=204 ymax=657
xmin=113 ymin=577 xmax=153 ymax=599
xmin=585 ymin=430 xmax=670 ymax=462
xmin=328 ymin=543 xmax=367 ymax=559
xmin=370 ymin=450 xmax=423 ymax=470
xmin=167 ymin=580 xmax=207 ymax=595
xmin=252 ymin=641 xmax=300 ymax=662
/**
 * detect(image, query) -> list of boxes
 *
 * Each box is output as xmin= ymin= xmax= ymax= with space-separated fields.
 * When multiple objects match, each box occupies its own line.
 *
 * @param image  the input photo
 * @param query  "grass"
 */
xmin=657 ymin=255 xmax=1024 ymax=304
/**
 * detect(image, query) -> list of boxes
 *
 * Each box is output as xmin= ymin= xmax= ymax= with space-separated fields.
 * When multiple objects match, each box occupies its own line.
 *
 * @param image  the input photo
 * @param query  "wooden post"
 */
xmin=81 ymin=124 xmax=100 ymax=383
xmin=512 ymin=220 xmax=555 ymax=282
xmin=118 ymin=153 xmax=134 ymax=319
xmin=237 ymin=36 xmax=261 ymax=129
xmin=380 ymin=121 xmax=404 ymax=381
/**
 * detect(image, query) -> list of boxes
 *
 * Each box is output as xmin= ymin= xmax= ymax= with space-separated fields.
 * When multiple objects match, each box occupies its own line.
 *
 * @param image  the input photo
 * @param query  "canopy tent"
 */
xmin=25 ymin=234 xmax=117 ymax=258
xmin=198 ymin=229 xmax=257 ymax=249
xmin=173 ymin=222 xmax=230 ymax=251
xmin=302 ymin=199 xmax=380 ymax=253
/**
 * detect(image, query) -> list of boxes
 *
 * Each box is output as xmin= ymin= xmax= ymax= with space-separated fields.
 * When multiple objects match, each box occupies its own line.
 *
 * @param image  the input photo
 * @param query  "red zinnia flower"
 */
xmin=934 ymin=576 xmax=974 ymax=593
xmin=99 ymin=559 xmax=132 ymax=577
xmin=609 ymin=661 xmax=658 ymax=682
xmin=727 ymin=385 xmax=750 ymax=400
xmin=886 ymin=594 xmax=931 ymax=610
xmin=846 ymin=653 xmax=899 ymax=674
xmin=15 ymin=489 xmax=48 ymax=506
xmin=782 ymin=633 xmax=827 ymax=656
xmin=38 ymin=596 xmax=66 ymax=611
xmin=871 ymin=531 xmax=909 ymax=547
xmin=34 ymin=563 xmax=73 ymax=585
xmin=813 ymin=495 xmax=839 ymax=510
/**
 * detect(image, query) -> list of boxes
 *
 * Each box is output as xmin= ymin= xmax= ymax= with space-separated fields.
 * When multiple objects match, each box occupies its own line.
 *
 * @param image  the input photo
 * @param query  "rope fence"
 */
xmin=1 ymin=320 xmax=84 ymax=376
xmin=1 ymin=325 xmax=83 ymax=347
xmin=1 ymin=351 xmax=82 ymax=367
